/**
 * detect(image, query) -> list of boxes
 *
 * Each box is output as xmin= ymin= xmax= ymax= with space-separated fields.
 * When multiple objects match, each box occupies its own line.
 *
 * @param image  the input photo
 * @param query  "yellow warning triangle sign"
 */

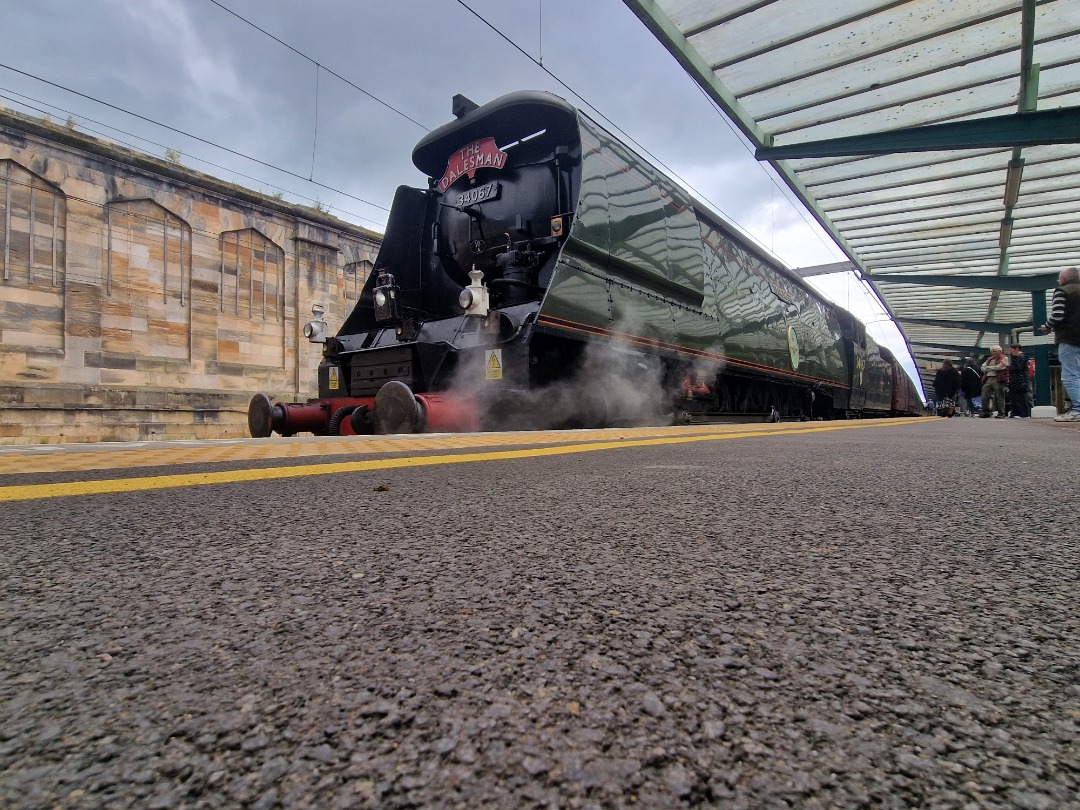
xmin=485 ymin=349 xmax=503 ymax=380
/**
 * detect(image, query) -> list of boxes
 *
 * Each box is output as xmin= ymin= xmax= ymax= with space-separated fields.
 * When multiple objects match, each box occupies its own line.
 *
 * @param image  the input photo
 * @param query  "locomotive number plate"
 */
xmin=456 ymin=181 xmax=500 ymax=208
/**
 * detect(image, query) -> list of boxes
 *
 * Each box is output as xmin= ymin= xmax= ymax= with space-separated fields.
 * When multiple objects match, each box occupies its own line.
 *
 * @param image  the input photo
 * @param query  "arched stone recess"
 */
xmin=219 ymin=227 xmax=284 ymax=319
xmin=1 ymin=159 xmax=67 ymax=356
xmin=218 ymin=227 xmax=287 ymax=375
xmin=103 ymin=198 xmax=193 ymax=379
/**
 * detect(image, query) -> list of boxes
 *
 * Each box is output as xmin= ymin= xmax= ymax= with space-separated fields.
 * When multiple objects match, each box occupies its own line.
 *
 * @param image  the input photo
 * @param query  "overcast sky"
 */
xmin=0 ymin=0 xmax=919 ymax=388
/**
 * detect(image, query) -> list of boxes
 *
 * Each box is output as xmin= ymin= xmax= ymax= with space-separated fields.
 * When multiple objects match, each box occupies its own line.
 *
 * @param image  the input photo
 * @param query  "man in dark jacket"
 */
xmin=1008 ymin=344 xmax=1031 ymax=418
xmin=1041 ymin=266 xmax=1080 ymax=421
xmin=933 ymin=360 xmax=962 ymax=417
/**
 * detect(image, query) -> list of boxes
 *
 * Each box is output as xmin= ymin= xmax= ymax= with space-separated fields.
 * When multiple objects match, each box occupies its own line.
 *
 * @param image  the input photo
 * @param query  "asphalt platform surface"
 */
xmin=1 ymin=417 xmax=1078 ymax=809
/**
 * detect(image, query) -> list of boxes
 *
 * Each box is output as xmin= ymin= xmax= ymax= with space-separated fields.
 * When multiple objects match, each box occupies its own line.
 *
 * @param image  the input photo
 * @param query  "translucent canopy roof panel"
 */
xmin=624 ymin=0 xmax=1080 ymax=393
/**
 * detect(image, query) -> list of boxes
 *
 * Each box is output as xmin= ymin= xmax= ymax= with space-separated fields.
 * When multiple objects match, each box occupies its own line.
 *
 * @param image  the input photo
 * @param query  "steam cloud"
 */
xmin=444 ymin=314 xmax=727 ymax=431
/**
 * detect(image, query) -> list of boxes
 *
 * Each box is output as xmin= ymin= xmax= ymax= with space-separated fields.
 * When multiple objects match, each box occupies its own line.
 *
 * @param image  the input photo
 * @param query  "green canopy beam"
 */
xmin=755 ymin=107 xmax=1080 ymax=160
xmin=913 ymin=355 xmax=956 ymax=365
xmin=898 ymin=316 xmax=1032 ymax=332
xmin=909 ymin=340 xmax=998 ymax=354
xmin=870 ymin=273 xmax=1059 ymax=292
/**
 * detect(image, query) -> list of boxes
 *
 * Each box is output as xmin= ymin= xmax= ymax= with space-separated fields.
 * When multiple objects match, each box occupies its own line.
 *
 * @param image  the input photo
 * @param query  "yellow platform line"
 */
xmin=0 ymin=419 xmax=926 ymax=502
xmin=0 ymin=419 xmax=914 ymax=475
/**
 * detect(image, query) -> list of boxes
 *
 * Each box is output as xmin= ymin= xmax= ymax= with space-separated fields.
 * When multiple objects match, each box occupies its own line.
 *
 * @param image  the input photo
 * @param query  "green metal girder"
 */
xmin=898 ymin=316 xmax=1032 ymax=332
xmin=913 ymin=353 xmax=954 ymax=363
xmin=909 ymin=340 xmax=997 ymax=354
xmin=870 ymin=273 xmax=1059 ymax=292
xmin=755 ymin=107 xmax=1080 ymax=160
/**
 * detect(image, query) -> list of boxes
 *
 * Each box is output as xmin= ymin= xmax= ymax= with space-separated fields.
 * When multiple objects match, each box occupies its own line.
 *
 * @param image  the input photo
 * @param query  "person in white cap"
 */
xmin=978 ymin=345 xmax=1009 ymax=418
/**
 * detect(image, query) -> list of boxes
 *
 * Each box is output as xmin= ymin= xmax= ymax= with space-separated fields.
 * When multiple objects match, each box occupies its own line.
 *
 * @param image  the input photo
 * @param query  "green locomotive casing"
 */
xmin=540 ymin=113 xmax=850 ymax=399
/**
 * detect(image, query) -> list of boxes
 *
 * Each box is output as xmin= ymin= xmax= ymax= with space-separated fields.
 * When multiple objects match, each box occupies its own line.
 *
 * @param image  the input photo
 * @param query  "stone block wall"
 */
xmin=0 ymin=111 xmax=381 ymax=443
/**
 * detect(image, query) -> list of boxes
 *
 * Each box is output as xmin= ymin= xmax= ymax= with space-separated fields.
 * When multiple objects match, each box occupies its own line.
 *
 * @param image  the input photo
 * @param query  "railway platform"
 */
xmin=2 ymin=417 xmax=1077 ymax=808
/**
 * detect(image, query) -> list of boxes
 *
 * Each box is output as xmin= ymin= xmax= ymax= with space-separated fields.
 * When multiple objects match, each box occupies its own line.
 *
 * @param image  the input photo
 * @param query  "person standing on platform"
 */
xmin=1026 ymin=356 xmax=1036 ymax=411
xmin=1041 ymin=266 xmax=1080 ymax=422
xmin=933 ymin=360 xmax=962 ymax=417
xmin=979 ymin=346 xmax=1009 ymax=418
xmin=961 ymin=358 xmax=982 ymax=416
xmin=1008 ymin=344 xmax=1031 ymax=418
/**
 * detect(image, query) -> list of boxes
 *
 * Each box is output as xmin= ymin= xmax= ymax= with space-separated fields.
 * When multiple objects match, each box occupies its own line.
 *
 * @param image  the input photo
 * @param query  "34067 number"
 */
xmin=456 ymin=181 xmax=500 ymax=208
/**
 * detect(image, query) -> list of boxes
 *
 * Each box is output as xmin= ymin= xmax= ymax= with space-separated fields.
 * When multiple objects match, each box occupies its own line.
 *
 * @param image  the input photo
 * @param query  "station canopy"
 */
xmin=624 ymin=0 xmax=1080 ymax=392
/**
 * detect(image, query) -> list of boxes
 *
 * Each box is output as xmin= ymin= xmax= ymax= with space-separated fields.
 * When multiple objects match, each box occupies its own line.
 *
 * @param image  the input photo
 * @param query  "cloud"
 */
xmin=118 ymin=0 xmax=245 ymax=101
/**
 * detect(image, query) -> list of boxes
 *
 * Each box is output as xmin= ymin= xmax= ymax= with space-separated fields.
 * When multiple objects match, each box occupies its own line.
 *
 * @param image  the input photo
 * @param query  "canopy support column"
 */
xmin=1031 ymin=290 xmax=1051 ymax=407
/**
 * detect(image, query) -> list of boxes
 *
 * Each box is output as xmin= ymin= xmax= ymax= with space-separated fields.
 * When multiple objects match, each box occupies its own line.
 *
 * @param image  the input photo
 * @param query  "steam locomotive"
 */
xmin=248 ymin=90 xmax=922 ymax=438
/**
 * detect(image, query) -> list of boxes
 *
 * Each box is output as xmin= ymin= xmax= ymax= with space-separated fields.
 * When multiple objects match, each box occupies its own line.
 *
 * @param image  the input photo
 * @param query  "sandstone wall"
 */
xmin=0 ymin=112 xmax=381 ymax=443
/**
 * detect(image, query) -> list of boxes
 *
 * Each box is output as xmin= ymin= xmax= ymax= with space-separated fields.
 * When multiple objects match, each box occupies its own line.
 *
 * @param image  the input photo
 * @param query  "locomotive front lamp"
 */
xmin=373 ymin=270 xmax=401 ymax=323
xmin=303 ymin=303 xmax=327 ymax=344
xmin=460 ymin=267 xmax=489 ymax=318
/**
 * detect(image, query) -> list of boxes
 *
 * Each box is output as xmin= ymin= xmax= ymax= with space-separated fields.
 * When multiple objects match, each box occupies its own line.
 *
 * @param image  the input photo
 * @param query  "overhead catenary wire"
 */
xmin=0 ymin=88 xmax=385 ymax=228
xmin=2 ymin=9 xmax=867 ymax=322
xmin=690 ymin=85 xmax=848 ymax=268
xmin=680 ymin=81 xmax=919 ymax=387
xmin=0 ymin=64 xmax=391 ymax=219
xmin=2 ymin=2 xmax=432 ymax=237
xmin=209 ymin=0 xmax=877 ymax=313
xmin=206 ymin=0 xmax=431 ymax=132
xmin=216 ymin=0 xmax=845 ymax=273
xmin=5 ymin=6 xmax=927 ymax=393
xmin=7 ymin=2 xmax=839 ymax=269
xmin=185 ymin=0 xmax=783 ymax=252
xmin=453 ymin=0 xmax=835 ymax=274
xmin=10 ymin=3 xmax=858 ymax=286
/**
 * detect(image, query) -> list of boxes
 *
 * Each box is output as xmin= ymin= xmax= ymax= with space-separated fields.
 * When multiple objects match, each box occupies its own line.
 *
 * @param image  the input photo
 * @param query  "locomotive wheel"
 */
xmin=248 ymin=393 xmax=274 ymax=438
xmin=374 ymin=381 xmax=423 ymax=434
